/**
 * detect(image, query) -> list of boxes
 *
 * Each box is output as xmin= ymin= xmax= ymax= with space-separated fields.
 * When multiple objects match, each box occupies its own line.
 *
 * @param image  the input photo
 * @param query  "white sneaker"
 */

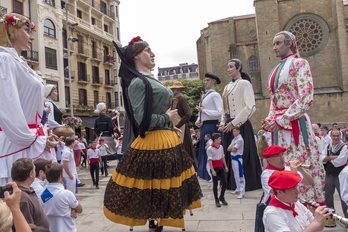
xmin=231 ymin=190 xmax=239 ymax=194
xmin=237 ymin=195 xmax=244 ymax=199
xmin=208 ymin=179 xmax=213 ymax=183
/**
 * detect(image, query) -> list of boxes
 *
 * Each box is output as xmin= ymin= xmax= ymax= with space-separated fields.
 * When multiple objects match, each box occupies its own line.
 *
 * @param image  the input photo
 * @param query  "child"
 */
xmin=97 ymin=138 xmax=109 ymax=176
xmin=61 ymin=137 xmax=78 ymax=194
xmin=115 ymin=137 xmax=123 ymax=160
xmin=40 ymin=163 xmax=82 ymax=232
xmin=87 ymin=141 xmax=102 ymax=189
xmin=227 ymin=127 xmax=245 ymax=199
xmin=204 ymin=134 xmax=213 ymax=182
xmin=207 ymin=133 xmax=229 ymax=207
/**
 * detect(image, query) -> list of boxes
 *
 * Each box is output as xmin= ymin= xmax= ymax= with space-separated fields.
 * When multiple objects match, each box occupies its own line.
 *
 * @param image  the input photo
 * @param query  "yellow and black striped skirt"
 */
xmin=103 ymin=129 xmax=202 ymax=228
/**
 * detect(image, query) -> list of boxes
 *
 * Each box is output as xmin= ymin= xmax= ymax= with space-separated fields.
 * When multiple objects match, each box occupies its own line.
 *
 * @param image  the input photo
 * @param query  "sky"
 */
xmin=118 ymin=0 xmax=255 ymax=74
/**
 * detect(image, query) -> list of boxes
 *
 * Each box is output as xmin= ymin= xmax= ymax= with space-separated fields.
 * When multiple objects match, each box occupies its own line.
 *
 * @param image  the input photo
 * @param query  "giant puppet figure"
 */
xmin=262 ymin=31 xmax=325 ymax=203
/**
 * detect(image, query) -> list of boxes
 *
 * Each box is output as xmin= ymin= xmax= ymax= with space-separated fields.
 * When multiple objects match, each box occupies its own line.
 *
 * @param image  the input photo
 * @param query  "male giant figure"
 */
xmin=196 ymin=73 xmax=223 ymax=180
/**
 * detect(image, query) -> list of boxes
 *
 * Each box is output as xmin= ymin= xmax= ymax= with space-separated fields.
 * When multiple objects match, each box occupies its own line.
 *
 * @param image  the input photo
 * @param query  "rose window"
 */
xmin=285 ymin=14 xmax=329 ymax=56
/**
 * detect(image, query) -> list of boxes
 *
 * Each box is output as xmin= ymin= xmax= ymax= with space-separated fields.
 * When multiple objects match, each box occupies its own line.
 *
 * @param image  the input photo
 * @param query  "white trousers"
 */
xmin=231 ymin=157 xmax=245 ymax=195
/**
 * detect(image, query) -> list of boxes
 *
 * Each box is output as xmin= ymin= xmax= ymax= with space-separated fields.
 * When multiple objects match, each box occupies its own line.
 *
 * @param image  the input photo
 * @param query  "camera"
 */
xmin=68 ymin=36 xmax=78 ymax=42
xmin=0 ymin=185 xmax=13 ymax=198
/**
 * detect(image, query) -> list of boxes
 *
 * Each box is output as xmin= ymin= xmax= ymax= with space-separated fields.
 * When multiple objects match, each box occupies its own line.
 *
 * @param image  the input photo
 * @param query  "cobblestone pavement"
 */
xmin=75 ymin=160 xmax=347 ymax=232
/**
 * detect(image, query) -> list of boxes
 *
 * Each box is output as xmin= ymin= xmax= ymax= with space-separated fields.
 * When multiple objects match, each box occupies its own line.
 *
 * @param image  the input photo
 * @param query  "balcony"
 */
xmin=104 ymin=79 xmax=114 ymax=88
xmin=103 ymin=55 xmax=115 ymax=66
xmin=77 ymin=48 xmax=89 ymax=58
xmin=0 ymin=6 xmax=7 ymax=17
xmin=92 ymin=76 xmax=103 ymax=86
xmin=91 ymin=52 xmax=103 ymax=62
xmin=64 ymin=71 xmax=75 ymax=80
xmin=77 ymin=73 xmax=90 ymax=84
xmin=43 ymin=0 xmax=55 ymax=7
xmin=21 ymin=50 xmax=39 ymax=62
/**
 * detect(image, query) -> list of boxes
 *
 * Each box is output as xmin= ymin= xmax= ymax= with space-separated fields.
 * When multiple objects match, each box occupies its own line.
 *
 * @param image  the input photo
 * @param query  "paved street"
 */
xmin=75 ymin=160 xmax=347 ymax=232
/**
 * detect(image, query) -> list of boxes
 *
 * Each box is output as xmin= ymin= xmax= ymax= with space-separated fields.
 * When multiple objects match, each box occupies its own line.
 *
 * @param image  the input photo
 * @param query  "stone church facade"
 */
xmin=197 ymin=0 xmax=348 ymax=129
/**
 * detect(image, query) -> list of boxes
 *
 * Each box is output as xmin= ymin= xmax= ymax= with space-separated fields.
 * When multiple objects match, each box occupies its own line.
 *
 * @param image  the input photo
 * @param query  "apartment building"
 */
xmin=1 ymin=0 xmax=125 ymax=138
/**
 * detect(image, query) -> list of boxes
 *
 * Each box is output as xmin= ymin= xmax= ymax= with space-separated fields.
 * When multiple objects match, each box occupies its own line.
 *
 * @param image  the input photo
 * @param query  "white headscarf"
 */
xmin=45 ymin=84 xmax=56 ymax=98
xmin=94 ymin=102 xmax=106 ymax=114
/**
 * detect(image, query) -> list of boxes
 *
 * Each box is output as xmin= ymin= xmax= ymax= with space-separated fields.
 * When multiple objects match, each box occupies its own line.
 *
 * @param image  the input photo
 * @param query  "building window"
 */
xmin=106 ymin=92 xmax=111 ymax=108
xmin=110 ymin=5 xmax=115 ymax=19
xmin=77 ymin=9 xmax=82 ymax=19
xmin=92 ymin=41 xmax=97 ymax=58
xmin=46 ymin=80 xmax=59 ymax=101
xmin=103 ymin=46 xmax=109 ymax=61
xmin=45 ymin=47 xmax=57 ymax=70
xmin=114 ymin=69 xmax=118 ymax=84
xmin=61 ymin=1 xmax=66 ymax=9
xmin=249 ymin=56 xmax=259 ymax=72
xmin=94 ymin=91 xmax=99 ymax=106
xmin=105 ymin=69 xmax=110 ymax=85
xmin=100 ymin=1 xmax=107 ymax=14
xmin=65 ymin=86 xmax=70 ymax=106
xmin=77 ymin=35 xmax=83 ymax=53
xmin=13 ymin=0 xmax=23 ymax=14
xmin=43 ymin=0 xmax=55 ymax=7
xmin=115 ymin=91 xmax=119 ymax=107
xmin=92 ymin=66 xmax=100 ymax=83
xmin=62 ymin=29 xmax=67 ymax=48
xmin=44 ymin=19 xmax=56 ymax=38
xmin=78 ymin=62 xmax=87 ymax=81
xmin=91 ymin=17 xmax=96 ymax=25
xmin=103 ymin=24 xmax=108 ymax=32
xmin=78 ymin=88 xmax=87 ymax=106
xmin=116 ymin=27 xmax=119 ymax=40
xmin=116 ymin=5 xmax=119 ymax=18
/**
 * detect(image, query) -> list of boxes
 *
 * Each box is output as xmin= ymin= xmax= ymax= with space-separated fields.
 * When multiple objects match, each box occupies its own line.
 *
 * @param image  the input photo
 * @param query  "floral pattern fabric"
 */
xmin=265 ymin=56 xmax=325 ymax=203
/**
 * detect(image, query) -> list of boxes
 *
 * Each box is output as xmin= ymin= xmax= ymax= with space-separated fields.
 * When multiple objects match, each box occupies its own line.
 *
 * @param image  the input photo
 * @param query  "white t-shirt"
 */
xmin=61 ymin=146 xmax=77 ymax=178
xmin=97 ymin=144 xmax=109 ymax=156
xmin=263 ymin=200 xmax=313 ymax=232
xmin=115 ymin=142 xmax=123 ymax=155
xmin=40 ymin=183 xmax=79 ymax=232
xmin=31 ymin=178 xmax=46 ymax=196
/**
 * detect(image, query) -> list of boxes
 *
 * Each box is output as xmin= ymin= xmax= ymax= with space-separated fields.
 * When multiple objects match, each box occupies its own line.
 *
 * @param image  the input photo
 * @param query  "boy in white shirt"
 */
xmin=40 ymin=163 xmax=82 ymax=232
xmin=61 ymin=137 xmax=78 ymax=194
xmin=97 ymin=138 xmax=109 ymax=176
xmin=228 ymin=127 xmax=245 ymax=199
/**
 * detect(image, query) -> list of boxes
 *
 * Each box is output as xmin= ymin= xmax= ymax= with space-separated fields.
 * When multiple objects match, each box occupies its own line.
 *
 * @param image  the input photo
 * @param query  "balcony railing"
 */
xmin=105 ymin=79 xmax=114 ymax=86
xmin=92 ymin=76 xmax=103 ymax=85
xmin=77 ymin=48 xmax=89 ymax=57
xmin=21 ymin=50 xmax=39 ymax=62
xmin=43 ymin=0 xmax=55 ymax=7
xmin=78 ymin=73 xmax=90 ymax=83
xmin=0 ymin=6 xmax=7 ymax=17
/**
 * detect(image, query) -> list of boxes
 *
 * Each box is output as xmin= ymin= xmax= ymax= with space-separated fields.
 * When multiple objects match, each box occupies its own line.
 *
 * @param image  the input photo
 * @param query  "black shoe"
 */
xmin=149 ymin=220 xmax=156 ymax=230
xmin=215 ymin=200 xmax=221 ymax=207
xmin=77 ymin=183 xmax=85 ymax=187
xmin=96 ymin=185 xmax=99 ymax=189
xmin=155 ymin=225 xmax=163 ymax=232
xmin=219 ymin=196 xmax=228 ymax=205
xmin=92 ymin=181 xmax=96 ymax=186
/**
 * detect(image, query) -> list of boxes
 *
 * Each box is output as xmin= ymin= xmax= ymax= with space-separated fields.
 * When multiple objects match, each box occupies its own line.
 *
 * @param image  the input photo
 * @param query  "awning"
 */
xmin=80 ymin=116 xmax=97 ymax=129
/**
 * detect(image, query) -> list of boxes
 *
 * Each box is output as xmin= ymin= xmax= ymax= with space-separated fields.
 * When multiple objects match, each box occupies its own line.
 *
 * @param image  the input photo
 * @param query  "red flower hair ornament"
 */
xmin=0 ymin=15 xmax=36 ymax=30
xmin=128 ymin=36 xmax=143 ymax=45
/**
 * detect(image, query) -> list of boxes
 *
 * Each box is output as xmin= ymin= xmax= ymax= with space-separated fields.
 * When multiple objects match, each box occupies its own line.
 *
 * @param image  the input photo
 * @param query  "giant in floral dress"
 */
xmin=263 ymin=54 xmax=325 ymax=203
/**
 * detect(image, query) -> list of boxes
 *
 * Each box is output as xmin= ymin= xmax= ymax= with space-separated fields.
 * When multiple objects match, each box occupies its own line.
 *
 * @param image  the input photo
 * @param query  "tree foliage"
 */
xmin=165 ymin=78 xmax=222 ymax=128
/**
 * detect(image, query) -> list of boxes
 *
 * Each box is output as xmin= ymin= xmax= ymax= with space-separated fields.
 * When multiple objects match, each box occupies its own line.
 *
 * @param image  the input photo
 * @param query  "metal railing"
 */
xmin=21 ymin=50 xmax=39 ymax=62
xmin=43 ymin=0 xmax=55 ymax=7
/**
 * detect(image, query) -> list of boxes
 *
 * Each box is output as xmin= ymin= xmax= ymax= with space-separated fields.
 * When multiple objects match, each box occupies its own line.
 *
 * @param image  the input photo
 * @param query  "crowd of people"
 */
xmin=1 ymin=10 xmax=348 ymax=232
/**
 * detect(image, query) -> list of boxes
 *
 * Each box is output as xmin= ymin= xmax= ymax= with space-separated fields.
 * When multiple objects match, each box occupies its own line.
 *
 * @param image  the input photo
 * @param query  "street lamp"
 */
xmin=65 ymin=0 xmax=78 ymax=117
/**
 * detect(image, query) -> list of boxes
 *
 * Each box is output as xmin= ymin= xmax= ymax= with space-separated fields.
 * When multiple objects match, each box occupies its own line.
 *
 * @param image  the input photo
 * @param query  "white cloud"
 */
xmin=119 ymin=0 xmax=255 ymax=75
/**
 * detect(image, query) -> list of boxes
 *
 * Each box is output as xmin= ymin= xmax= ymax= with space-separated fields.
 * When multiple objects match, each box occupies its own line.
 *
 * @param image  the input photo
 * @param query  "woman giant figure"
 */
xmin=103 ymin=37 xmax=202 ymax=231
xmin=0 ymin=13 xmax=56 ymax=185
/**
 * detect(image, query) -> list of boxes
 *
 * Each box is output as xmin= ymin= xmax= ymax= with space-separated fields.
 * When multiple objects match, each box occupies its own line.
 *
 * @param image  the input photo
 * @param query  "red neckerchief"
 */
xmin=314 ymin=132 xmax=321 ymax=139
xmin=265 ymin=163 xmax=285 ymax=171
xmin=90 ymin=147 xmax=96 ymax=150
xmin=268 ymin=194 xmax=298 ymax=217
xmin=211 ymin=143 xmax=220 ymax=149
